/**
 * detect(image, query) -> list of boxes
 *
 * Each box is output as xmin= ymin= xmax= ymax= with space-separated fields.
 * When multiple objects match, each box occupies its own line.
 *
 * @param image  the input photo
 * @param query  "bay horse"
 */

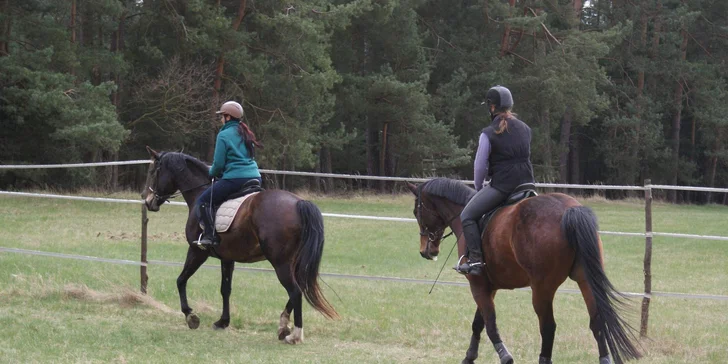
xmin=406 ymin=178 xmax=640 ymax=364
xmin=141 ymin=147 xmax=338 ymax=344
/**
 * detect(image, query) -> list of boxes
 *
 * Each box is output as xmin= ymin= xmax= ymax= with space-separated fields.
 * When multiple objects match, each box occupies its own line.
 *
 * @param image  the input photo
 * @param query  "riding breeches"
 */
xmin=460 ymin=185 xmax=507 ymax=226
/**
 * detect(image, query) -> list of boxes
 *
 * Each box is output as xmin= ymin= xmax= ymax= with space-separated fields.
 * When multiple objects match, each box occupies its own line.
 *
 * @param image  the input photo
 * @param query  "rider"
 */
xmin=194 ymin=101 xmax=263 ymax=246
xmin=455 ymin=85 xmax=535 ymax=276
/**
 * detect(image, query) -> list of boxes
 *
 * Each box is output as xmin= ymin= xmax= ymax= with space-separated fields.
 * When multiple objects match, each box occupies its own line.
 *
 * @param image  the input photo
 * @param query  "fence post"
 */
xmin=640 ymin=179 xmax=653 ymax=337
xmin=141 ymin=204 xmax=149 ymax=294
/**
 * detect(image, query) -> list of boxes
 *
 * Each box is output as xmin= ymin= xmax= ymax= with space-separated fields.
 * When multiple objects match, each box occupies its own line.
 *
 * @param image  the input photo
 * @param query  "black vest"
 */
xmin=482 ymin=115 xmax=535 ymax=193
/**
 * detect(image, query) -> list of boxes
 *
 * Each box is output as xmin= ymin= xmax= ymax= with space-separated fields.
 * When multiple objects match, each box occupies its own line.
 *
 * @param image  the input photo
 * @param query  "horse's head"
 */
xmin=407 ymin=182 xmax=447 ymax=261
xmin=141 ymin=147 xmax=178 ymax=211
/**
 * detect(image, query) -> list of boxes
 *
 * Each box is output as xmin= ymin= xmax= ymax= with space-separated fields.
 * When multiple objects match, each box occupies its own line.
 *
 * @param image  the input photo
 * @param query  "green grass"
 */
xmin=0 ymin=191 xmax=727 ymax=363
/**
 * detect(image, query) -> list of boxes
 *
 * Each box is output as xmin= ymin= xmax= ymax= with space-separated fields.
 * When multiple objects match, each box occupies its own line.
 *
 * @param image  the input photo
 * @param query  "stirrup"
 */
xmin=195 ymin=233 xmax=216 ymax=249
xmin=453 ymin=255 xmax=484 ymax=275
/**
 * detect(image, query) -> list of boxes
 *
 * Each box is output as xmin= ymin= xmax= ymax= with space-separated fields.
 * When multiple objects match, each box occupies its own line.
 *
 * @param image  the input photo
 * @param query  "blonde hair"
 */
xmin=494 ymin=110 xmax=515 ymax=134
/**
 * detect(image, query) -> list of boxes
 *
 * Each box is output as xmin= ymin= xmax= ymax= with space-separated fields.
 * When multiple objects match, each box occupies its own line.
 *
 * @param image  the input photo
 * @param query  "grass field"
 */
xmin=0 ymin=191 xmax=727 ymax=363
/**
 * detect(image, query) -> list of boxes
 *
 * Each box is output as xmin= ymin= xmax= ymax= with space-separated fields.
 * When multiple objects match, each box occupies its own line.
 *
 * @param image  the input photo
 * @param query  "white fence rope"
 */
xmin=2 ymin=190 xmax=727 ymax=241
xmin=0 ymin=247 xmax=146 ymax=266
xmin=0 ymin=160 xmax=151 ymax=169
xmin=3 ymin=159 xmax=728 ymax=193
xmin=2 ymin=246 xmax=727 ymax=301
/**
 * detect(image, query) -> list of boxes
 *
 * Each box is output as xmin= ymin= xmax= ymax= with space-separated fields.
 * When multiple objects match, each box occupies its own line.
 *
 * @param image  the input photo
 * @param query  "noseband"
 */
xmin=415 ymin=188 xmax=456 ymax=257
xmin=147 ymin=156 xmax=210 ymax=205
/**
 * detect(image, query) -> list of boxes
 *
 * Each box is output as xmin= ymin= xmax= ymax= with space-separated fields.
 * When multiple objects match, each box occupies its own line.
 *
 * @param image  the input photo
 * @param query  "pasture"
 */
xmin=0 ymin=192 xmax=726 ymax=363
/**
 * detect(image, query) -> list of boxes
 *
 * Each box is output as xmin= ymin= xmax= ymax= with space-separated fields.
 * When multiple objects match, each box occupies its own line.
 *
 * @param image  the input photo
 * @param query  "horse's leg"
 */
xmin=177 ymin=246 xmax=210 ymax=329
xmin=573 ymin=269 xmax=611 ymax=363
xmin=469 ymin=287 xmax=513 ymax=364
xmin=531 ymin=286 xmax=557 ymax=364
xmin=461 ymin=309 xmax=484 ymax=364
xmin=278 ymin=299 xmax=294 ymax=340
xmin=213 ymin=260 xmax=235 ymax=330
xmin=272 ymin=263 xmax=303 ymax=344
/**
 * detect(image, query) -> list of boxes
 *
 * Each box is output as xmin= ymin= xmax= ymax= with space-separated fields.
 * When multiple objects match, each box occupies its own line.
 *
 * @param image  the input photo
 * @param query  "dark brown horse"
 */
xmin=407 ymin=178 xmax=640 ymax=364
xmin=141 ymin=148 xmax=338 ymax=343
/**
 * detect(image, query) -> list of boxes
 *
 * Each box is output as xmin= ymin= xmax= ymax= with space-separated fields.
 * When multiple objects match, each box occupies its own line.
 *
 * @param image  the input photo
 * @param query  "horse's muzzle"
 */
xmin=420 ymin=251 xmax=439 ymax=261
xmin=143 ymin=197 xmax=161 ymax=212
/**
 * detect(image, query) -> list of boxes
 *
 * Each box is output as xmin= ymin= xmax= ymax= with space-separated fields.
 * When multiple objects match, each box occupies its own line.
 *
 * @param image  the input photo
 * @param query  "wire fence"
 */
xmin=4 ymin=160 xmax=728 ymax=193
xmin=2 ymin=159 xmax=728 ymax=337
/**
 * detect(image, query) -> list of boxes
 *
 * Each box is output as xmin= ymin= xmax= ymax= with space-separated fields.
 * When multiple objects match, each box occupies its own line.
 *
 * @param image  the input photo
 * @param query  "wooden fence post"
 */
xmin=141 ymin=204 xmax=149 ymax=294
xmin=640 ymin=179 xmax=653 ymax=337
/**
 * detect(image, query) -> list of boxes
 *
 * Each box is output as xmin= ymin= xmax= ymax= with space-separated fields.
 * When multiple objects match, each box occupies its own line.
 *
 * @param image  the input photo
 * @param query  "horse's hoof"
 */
xmin=283 ymin=327 xmax=303 ymax=345
xmin=278 ymin=326 xmax=291 ymax=341
xmin=461 ymin=360 xmax=475 ymax=364
xmin=186 ymin=313 xmax=200 ymax=330
xmin=495 ymin=342 xmax=513 ymax=364
xmin=213 ymin=320 xmax=229 ymax=330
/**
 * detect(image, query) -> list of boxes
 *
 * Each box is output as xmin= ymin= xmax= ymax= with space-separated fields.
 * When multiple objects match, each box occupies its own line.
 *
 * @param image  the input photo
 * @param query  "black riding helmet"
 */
xmin=483 ymin=85 xmax=514 ymax=111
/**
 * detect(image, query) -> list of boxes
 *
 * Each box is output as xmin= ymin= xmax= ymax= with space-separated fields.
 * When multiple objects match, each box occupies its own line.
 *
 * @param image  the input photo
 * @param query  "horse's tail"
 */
xmin=292 ymin=200 xmax=339 ymax=319
xmin=562 ymin=206 xmax=641 ymax=364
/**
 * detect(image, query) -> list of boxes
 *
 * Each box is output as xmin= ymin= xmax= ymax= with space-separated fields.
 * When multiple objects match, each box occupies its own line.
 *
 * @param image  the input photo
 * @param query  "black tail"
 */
xmin=292 ymin=200 xmax=339 ymax=319
xmin=562 ymin=206 xmax=641 ymax=364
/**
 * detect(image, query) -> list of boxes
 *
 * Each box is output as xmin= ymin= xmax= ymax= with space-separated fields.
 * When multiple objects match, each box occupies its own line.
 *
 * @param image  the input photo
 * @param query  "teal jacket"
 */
xmin=209 ymin=121 xmax=261 ymax=179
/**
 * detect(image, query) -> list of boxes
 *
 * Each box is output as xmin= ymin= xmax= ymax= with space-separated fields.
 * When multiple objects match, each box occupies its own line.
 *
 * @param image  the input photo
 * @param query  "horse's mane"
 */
xmin=159 ymin=152 xmax=211 ymax=190
xmin=421 ymin=178 xmax=475 ymax=206
xmin=160 ymin=152 xmax=210 ymax=173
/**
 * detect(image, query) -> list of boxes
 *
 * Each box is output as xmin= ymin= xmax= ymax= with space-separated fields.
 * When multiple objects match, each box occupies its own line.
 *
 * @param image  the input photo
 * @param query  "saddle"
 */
xmin=205 ymin=180 xmax=265 ymax=233
xmin=227 ymin=179 xmax=264 ymax=199
xmin=477 ymin=183 xmax=538 ymax=231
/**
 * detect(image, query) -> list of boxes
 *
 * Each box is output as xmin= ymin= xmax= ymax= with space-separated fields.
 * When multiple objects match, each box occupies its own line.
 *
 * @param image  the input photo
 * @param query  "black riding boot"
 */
xmin=197 ymin=203 xmax=218 ymax=246
xmin=455 ymin=220 xmax=484 ymax=276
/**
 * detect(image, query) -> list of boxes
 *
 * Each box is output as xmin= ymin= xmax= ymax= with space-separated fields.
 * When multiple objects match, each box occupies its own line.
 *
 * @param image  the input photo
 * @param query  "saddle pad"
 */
xmin=214 ymin=192 xmax=259 ymax=233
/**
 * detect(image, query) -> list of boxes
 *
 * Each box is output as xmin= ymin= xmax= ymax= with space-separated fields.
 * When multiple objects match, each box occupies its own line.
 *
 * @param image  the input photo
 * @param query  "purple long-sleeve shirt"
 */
xmin=473 ymin=133 xmax=491 ymax=191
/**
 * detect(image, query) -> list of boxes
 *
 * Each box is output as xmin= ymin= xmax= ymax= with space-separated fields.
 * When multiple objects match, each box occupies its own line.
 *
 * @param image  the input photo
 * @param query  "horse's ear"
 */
xmin=146 ymin=146 xmax=160 ymax=160
xmin=405 ymin=182 xmax=418 ymax=195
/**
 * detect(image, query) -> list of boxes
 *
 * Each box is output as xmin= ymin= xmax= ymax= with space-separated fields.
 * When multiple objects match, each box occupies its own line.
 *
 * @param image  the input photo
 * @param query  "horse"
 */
xmin=141 ymin=147 xmax=338 ymax=344
xmin=406 ymin=178 xmax=640 ymax=364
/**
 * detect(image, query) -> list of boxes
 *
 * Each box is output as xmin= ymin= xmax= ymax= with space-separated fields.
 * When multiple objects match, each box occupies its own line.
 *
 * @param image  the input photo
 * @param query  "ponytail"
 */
xmin=494 ymin=111 xmax=515 ymax=134
xmin=237 ymin=122 xmax=263 ymax=158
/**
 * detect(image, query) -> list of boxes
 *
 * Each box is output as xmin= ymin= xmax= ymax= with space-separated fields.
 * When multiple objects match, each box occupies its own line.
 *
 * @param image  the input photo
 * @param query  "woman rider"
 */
xmin=455 ymin=86 xmax=535 ymax=276
xmin=195 ymin=101 xmax=262 ymax=246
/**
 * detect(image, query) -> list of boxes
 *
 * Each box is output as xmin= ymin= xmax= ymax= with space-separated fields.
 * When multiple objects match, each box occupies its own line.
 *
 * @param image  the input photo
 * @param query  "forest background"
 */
xmin=1 ymin=0 xmax=727 ymax=203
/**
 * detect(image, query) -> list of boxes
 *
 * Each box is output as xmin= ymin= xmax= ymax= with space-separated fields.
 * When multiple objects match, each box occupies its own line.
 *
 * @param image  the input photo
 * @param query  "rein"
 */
xmin=416 ymin=187 xmax=458 ymax=257
xmin=148 ymin=157 xmax=211 ymax=204
xmin=415 ymin=186 xmax=461 ymax=293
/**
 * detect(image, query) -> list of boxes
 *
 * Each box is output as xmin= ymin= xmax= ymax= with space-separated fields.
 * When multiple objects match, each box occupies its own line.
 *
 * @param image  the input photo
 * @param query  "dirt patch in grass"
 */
xmin=62 ymin=284 xmax=176 ymax=313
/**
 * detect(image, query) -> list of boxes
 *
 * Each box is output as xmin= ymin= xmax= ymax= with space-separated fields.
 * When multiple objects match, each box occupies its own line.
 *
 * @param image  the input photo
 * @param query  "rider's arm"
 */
xmin=209 ymin=134 xmax=227 ymax=178
xmin=473 ymin=133 xmax=491 ymax=191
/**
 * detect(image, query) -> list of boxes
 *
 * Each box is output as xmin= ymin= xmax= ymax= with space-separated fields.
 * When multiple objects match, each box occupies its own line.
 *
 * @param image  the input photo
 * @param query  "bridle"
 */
xmin=147 ymin=157 xmax=210 ymax=205
xmin=415 ymin=187 xmax=456 ymax=257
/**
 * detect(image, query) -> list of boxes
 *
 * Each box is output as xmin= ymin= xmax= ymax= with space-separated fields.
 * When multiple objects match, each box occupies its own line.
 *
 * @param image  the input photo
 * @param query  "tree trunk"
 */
xmin=707 ymin=156 xmax=717 ymax=203
xmin=558 ymin=108 xmax=572 ymax=183
xmin=0 ymin=0 xmax=10 ymax=56
xmin=379 ymin=122 xmax=388 ymax=192
xmin=110 ymin=10 xmax=126 ymax=109
xmin=669 ymin=29 xmax=689 ymax=202
xmin=647 ymin=0 xmax=662 ymax=92
xmin=569 ymin=130 xmax=580 ymax=184
xmin=365 ymin=124 xmax=377 ymax=189
xmin=635 ymin=6 xmax=649 ymax=183
xmin=572 ymin=0 xmax=582 ymax=14
xmin=325 ymin=147 xmax=333 ymax=191
xmin=499 ymin=0 xmax=516 ymax=56
xmin=542 ymin=110 xmax=554 ymax=181
xmin=314 ymin=149 xmax=322 ymax=193
xmin=209 ymin=54 xmax=225 ymax=161
xmin=209 ymin=0 xmax=248 ymax=160
xmin=71 ymin=0 xmax=77 ymax=44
